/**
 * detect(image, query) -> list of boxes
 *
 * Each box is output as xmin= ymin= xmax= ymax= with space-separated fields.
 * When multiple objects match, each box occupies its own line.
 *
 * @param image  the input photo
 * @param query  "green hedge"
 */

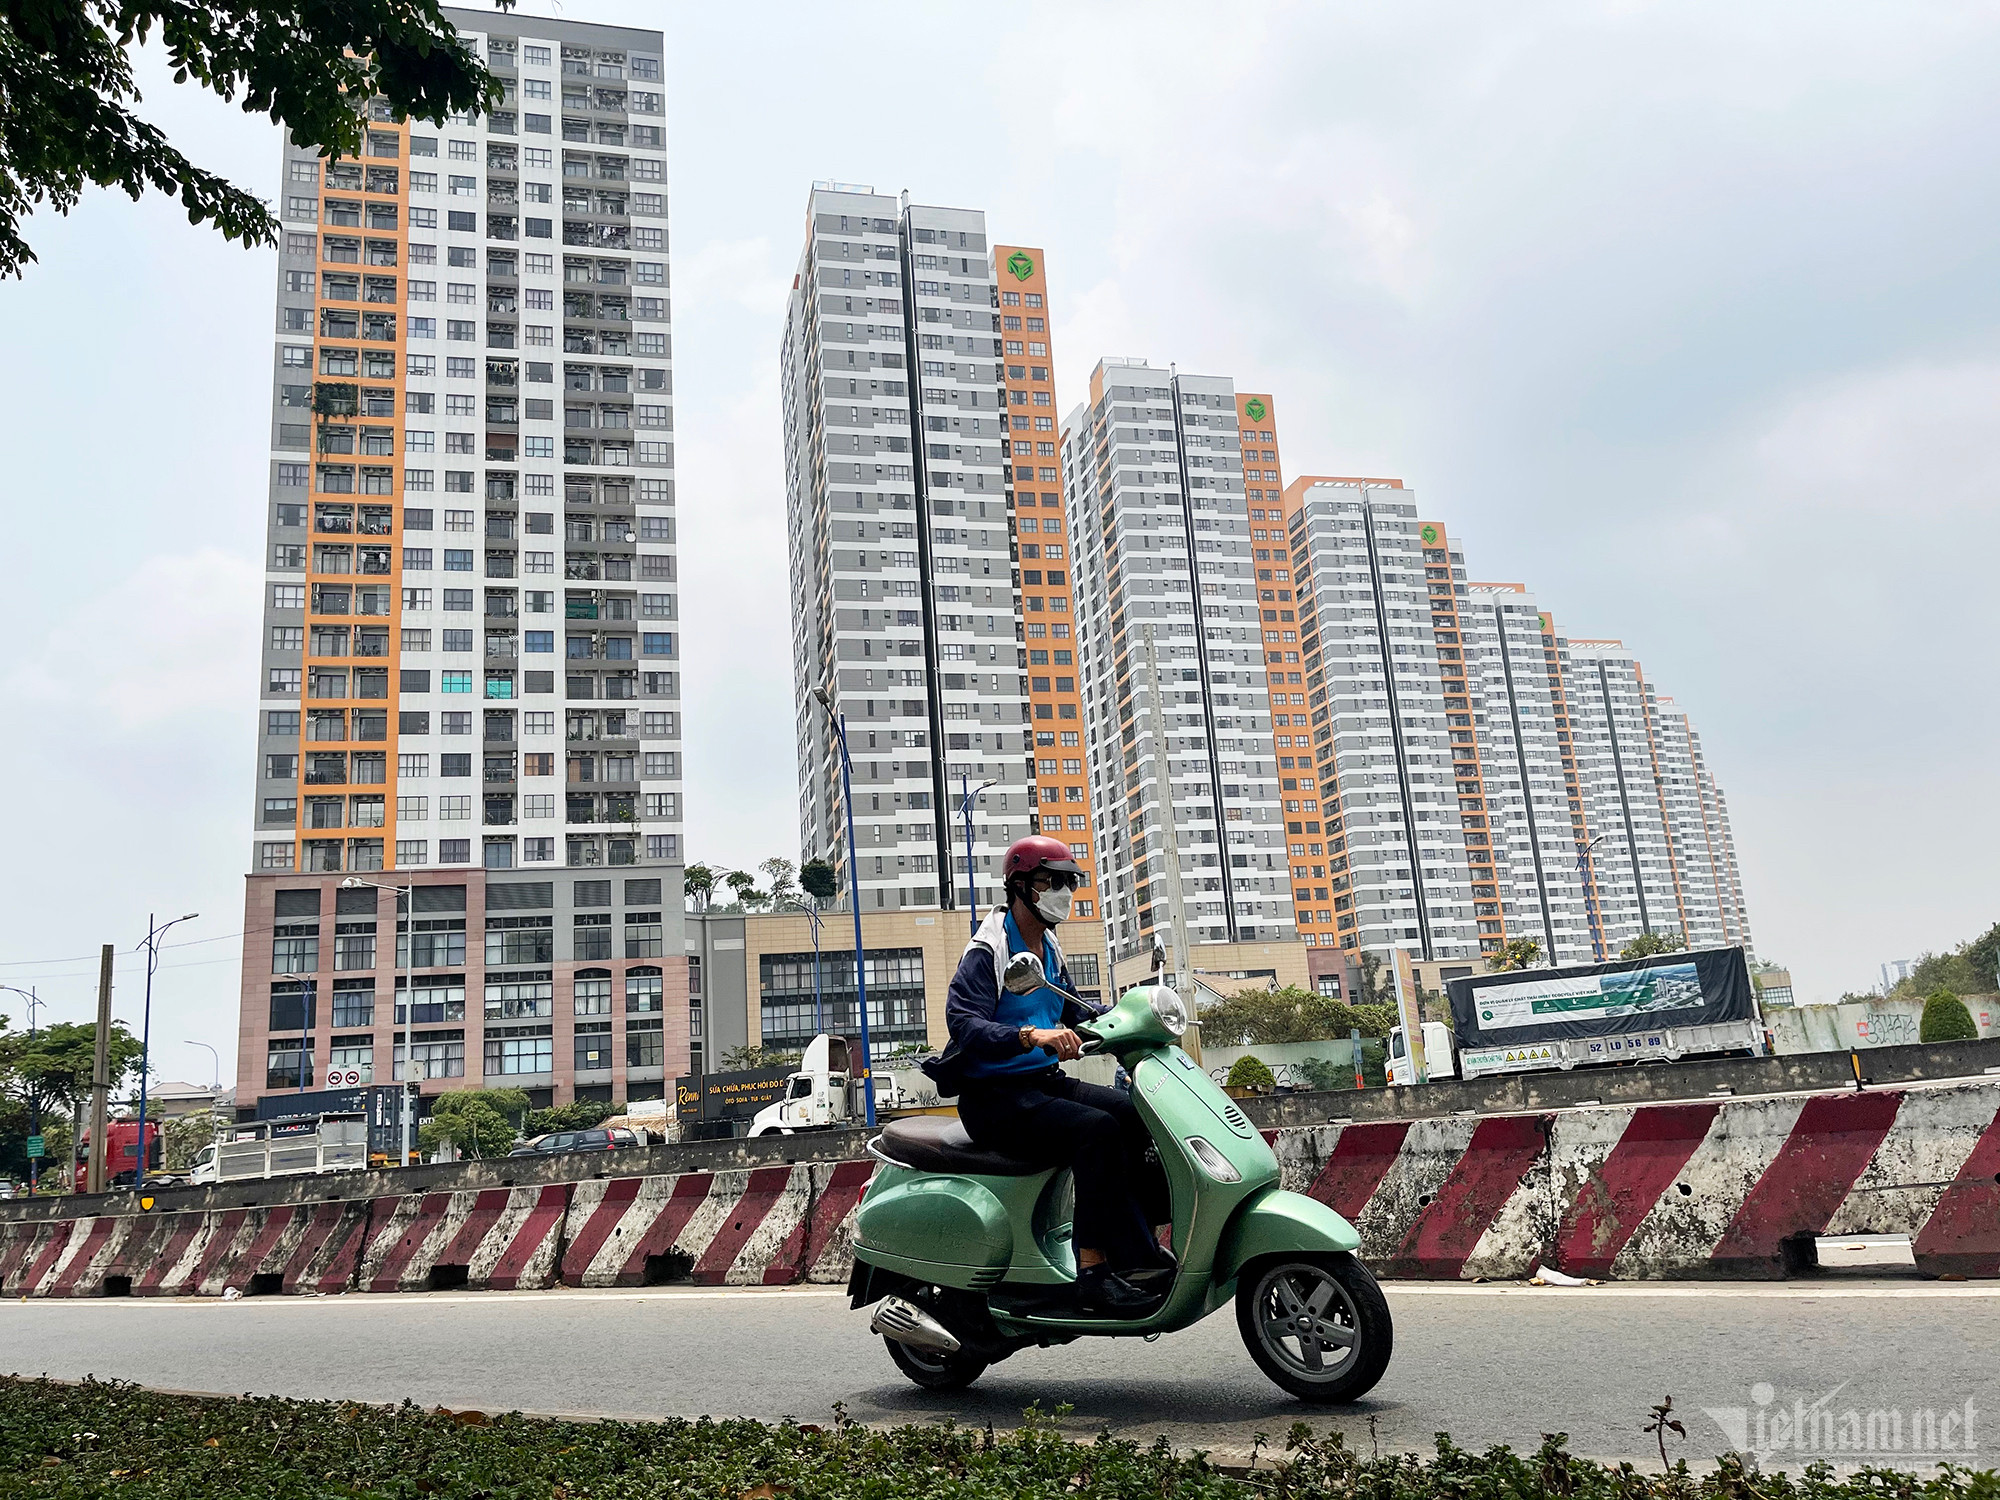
xmin=1 ymin=1378 xmax=1993 ymax=1499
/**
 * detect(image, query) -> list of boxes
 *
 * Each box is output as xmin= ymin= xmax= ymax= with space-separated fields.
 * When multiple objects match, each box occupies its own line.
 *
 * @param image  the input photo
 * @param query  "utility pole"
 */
xmin=87 ymin=943 xmax=113 ymax=1195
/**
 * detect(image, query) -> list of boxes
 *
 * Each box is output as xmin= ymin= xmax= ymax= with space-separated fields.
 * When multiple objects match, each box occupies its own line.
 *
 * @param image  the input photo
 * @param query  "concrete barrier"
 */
xmin=560 ymin=1165 xmax=815 ymax=1287
xmin=8 ymin=1075 xmax=1997 ymax=1294
xmin=357 ymin=1186 xmax=571 ymax=1293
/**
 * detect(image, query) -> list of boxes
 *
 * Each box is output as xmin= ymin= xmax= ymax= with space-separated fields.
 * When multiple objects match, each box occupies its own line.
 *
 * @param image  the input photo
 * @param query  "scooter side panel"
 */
xmin=853 ymin=1165 xmax=1057 ymax=1289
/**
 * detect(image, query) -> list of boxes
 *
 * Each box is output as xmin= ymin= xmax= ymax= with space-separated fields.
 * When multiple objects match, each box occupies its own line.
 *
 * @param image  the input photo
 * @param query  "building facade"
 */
xmin=780 ymin=186 xmax=1034 ymax=916
xmin=239 ymin=10 xmax=688 ymax=1111
xmin=994 ymin=245 xmax=1098 ymax=914
xmin=1287 ymin=479 xmax=1484 ymax=961
xmin=1064 ymin=358 xmax=1295 ymax=974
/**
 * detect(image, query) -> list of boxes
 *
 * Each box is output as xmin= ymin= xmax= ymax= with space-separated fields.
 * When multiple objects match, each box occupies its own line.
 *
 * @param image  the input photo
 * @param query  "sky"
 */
xmin=3 ymin=0 xmax=1997 ymax=1079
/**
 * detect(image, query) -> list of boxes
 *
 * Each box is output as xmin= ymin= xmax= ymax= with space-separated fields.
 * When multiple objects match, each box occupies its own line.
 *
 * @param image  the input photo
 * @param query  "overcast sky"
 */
xmin=3 ymin=1 xmax=1996 ymax=1077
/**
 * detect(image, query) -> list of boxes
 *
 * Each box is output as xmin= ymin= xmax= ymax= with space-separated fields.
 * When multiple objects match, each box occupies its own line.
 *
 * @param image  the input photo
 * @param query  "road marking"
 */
xmin=3 ymin=1280 xmax=1994 ymax=1313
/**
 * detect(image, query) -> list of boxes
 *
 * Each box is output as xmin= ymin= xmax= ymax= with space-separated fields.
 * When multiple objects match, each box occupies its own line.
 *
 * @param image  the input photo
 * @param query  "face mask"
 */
xmin=1032 ymin=883 xmax=1073 ymax=926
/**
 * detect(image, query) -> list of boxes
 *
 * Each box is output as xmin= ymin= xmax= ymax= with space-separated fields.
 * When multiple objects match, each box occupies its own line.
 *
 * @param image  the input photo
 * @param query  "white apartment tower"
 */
xmin=1459 ymin=584 xmax=1599 ymax=964
xmin=1288 ymin=481 xmax=1482 ymax=961
xmin=780 ymin=186 xmax=1033 ymax=911
xmin=1065 ymin=359 xmax=1294 ymax=962
xmin=239 ymin=12 xmax=692 ymax=1114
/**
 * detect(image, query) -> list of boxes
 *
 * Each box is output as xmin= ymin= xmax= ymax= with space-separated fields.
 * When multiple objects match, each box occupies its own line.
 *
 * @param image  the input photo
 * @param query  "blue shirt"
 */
xmin=962 ymin=913 xmax=1067 ymax=1079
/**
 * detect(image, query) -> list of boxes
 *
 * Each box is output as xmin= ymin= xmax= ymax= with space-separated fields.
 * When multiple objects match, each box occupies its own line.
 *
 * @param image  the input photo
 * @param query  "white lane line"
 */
xmin=3 ymin=1281 xmax=1994 ymax=1312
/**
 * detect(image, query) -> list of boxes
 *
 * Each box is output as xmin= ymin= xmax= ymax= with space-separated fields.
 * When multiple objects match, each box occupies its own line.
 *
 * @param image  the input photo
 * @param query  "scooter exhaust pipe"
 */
xmin=870 ymin=1296 xmax=961 ymax=1354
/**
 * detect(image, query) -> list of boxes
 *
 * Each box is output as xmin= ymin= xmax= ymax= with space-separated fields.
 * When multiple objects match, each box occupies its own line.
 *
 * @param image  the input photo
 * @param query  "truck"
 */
xmin=747 ymin=1034 xmax=904 ymax=1137
xmin=190 ymin=1114 xmax=371 ymax=1184
xmin=76 ymin=1119 xmax=161 ymax=1188
xmin=254 ymin=1082 xmax=418 ymax=1166
xmin=1387 ymin=945 xmax=1766 ymax=1085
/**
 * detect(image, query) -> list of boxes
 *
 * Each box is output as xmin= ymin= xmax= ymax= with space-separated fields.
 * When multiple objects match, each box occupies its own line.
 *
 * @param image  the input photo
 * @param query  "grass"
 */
xmin=1 ymin=1378 xmax=1995 ymax=1499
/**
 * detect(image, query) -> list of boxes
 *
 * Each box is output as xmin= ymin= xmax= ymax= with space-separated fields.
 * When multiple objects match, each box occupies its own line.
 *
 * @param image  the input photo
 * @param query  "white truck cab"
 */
xmin=1386 ymin=1020 xmax=1459 ymax=1086
xmin=749 ymin=1035 xmax=902 ymax=1136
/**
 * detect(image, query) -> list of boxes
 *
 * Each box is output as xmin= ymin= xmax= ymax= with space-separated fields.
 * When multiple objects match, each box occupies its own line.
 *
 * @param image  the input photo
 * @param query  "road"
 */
xmin=3 ymin=1281 xmax=1996 ymax=1466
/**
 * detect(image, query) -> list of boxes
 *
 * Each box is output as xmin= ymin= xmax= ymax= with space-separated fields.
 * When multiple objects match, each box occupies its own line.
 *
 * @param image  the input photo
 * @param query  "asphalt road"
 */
xmin=4 ymin=1281 xmax=1996 ymax=1466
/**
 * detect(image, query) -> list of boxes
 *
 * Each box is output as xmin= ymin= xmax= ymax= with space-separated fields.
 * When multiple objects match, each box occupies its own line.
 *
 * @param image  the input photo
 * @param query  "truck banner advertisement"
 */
xmin=1446 ymin=947 xmax=1754 ymax=1049
xmin=674 ymin=1068 xmax=791 ymax=1123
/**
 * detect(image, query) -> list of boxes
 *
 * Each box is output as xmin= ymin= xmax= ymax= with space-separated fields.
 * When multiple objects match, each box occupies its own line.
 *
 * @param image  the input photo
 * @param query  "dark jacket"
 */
xmin=921 ymin=910 xmax=1103 ymax=1099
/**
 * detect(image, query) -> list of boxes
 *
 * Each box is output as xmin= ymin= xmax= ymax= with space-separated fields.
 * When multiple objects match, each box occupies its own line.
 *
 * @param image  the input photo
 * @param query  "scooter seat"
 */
xmin=875 ymin=1116 xmax=1045 ymax=1176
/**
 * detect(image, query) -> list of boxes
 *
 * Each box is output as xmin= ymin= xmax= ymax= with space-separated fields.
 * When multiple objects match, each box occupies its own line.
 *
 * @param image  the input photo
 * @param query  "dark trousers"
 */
xmin=957 ymin=1069 xmax=1171 ymax=1271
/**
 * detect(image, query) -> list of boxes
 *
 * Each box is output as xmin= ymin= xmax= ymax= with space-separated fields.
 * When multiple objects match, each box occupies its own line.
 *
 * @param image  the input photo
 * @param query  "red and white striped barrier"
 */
xmin=3 ymin=1079 xmax=1994 ymax=1295
xmin=1549 ymin=1084 xmax=2000 ymax=1278
xmin=560 ymin=1165 xmax=814 ymax=1287
xmin=356 ymin=1186 xmax=571 ymax=1293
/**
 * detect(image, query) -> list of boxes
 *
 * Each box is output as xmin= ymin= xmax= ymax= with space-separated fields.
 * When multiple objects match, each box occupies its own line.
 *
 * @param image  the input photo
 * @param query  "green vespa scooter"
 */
xmin=848 ymin=951 xmax=1393 ymax=1402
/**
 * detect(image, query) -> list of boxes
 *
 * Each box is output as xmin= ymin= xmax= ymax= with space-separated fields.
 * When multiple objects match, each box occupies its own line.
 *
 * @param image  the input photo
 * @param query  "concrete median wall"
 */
xmin=3 ymin=1075 xmax=1995 ymax=1297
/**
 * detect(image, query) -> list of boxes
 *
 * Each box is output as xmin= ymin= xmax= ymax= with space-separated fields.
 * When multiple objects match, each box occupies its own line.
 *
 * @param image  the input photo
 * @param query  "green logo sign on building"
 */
xmin=1420 ymin=524 xmax=1439 ymax=545
xmin=1244 ymin=398 xmax=1267 ymax=422
xmin=1006 ymin=251 xmax=1034 ymax=282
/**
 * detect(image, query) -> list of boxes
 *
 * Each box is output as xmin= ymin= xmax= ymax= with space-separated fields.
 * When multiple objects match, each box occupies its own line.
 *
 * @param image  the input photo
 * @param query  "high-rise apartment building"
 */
xmin=1286 ymin=479 xmax=1483 ymax=960
xmin=780 ymin=186 xmax=1033 ymax=914
xmin=994 ymin=246 xmax=1096 ymax=908
xmin=1065 ymin=359 xmax=1294 ymax=963
xmin=1276 ymin=478 xmax=1752 ymax=966
xmin=238 ymin=11 xmax=690 ymax=1114
xmin=1458 ymin=583 xmax=1598 ymax=964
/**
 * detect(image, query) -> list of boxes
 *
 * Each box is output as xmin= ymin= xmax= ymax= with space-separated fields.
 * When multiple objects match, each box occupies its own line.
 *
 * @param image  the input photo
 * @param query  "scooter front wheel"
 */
xmin=1236 ymin=1251 xmax=1392 ymax=1403
xmin=884 ymin=1335 xmax=991 ymax=1392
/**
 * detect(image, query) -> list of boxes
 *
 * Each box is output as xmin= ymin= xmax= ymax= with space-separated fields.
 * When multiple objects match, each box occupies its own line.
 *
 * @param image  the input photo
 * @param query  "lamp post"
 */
xmin=1576 ymin=834 xmax=1609 ymax=963
xmin=779 ymin=897 xmax=825 ymax=1035
xmin=813 ymin=685 xmax=876 ymax=1128
xmin=134 ymin=912 xmax=199 ymax=1193
xmin=0 ymin=985 xmax=44 ymax=1195
xmin=956 ymin=772 xmax=999 ymax=936
xmin=276 ymin=973 xmax=318 ymax=1092
xmin=340 ymin=876 xmax=417 ymax=1165
xmin=183 ymin=1040 xmax=221 ymax=1093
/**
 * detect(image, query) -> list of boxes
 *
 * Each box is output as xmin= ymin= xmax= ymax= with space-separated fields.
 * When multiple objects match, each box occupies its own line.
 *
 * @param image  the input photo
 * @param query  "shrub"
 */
xmin=1225 ymin=1054 xmax=1275 ymax=1092
xmin=1920 ymin=989 xmax=1979 ymax=1043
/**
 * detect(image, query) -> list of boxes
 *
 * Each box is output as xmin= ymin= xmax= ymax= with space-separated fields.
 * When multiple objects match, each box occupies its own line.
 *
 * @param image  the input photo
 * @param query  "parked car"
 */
xmin=508 ymin=1128 xmax=638 ymax=1157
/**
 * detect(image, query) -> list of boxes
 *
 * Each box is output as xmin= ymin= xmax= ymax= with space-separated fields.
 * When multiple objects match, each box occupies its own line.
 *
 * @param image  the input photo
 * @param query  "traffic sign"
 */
xmin=24 ymin=1136 xmax=43 ymax=1159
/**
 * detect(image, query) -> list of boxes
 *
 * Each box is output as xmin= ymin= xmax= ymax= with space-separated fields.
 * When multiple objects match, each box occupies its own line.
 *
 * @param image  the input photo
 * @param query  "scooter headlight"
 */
xmin=1150 ymin=985 xmax=1188 ymax=1036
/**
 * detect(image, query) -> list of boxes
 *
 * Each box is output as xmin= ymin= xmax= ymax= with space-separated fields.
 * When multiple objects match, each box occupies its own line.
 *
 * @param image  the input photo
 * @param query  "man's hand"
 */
xmin=1028 ymin=1027 xmax=1084 ymax=1060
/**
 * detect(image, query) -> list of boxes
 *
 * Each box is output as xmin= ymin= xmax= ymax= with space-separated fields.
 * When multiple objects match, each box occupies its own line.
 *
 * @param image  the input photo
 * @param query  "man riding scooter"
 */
xmin=922 ymin=835 xmax=1172 ymax=1314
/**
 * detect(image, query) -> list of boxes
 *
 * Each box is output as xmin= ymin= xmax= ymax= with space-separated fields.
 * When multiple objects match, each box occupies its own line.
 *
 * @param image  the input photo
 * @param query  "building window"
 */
xmin=625 ymin=967 xmax=662 ymax=1013
xmin=484 ymin=1030 xmax=553 ymax=1076
xmin=625 ymin=1016 xmax=664 ymax=1069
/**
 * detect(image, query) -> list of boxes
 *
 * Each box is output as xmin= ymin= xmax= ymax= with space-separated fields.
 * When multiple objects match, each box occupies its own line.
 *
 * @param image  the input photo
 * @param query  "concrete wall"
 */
xmin=1769 ymin=995 xmax=2000 ymax=1054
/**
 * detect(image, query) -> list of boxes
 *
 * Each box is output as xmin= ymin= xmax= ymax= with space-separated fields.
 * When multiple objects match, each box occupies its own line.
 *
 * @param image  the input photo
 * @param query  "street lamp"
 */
xmin=183 ymin=1040 xmax=221 ymax=1093
xmin=778 ymin=896 xmax=825 ymax=1036
xmin=1575 ymin=834 xmax=1609 ymax=962
xmin=276 ymin=973 xmax=318 ymax=1092
xmin=340 ymin=876 xmax=417 ymax=1165
xmin=956 ymin=773 xmax=999 ymax=936
xmin=812 ymin=685 xmax=876 ymax=1128
xmin=0 ymin=985 xmax=45 ymax=1195
xmin=134 ymin=912 xmax=199 ymax=1192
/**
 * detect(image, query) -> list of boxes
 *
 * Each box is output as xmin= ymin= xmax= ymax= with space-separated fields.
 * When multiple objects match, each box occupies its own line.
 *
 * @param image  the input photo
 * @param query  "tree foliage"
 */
xmin=1486 ymin=937 xmax=1544 ymax=972
xmin=417 ymin=1087 xmax=526 ymax=1158
xmin=1889 ymin=922 xmax=2000 ymax=1002
xmin=0 ymin=0 xmax=497 ymax=277
xmin=522 ymin=1098 xmax=622 ymax=1136
xmin=0 ymin=1019 xmax=144 ymax=1113
xmin=1196 ymin=986 xmax=1395 ymax=1045
xmin=1919 ymin=989 xmax=1978 ymax=1044
xmin=683 ymin=863 xmax=716 ymax=911
xmin=1224 ymin=1054 xmax=1275 ymax=1092
xmin=799 ymin=858 xmax=839 ymax=905
xmin=160 ymin=1112 xmax=216 ymax=1172
xmin=1619 ymin=931 xmax=1686 ymax=960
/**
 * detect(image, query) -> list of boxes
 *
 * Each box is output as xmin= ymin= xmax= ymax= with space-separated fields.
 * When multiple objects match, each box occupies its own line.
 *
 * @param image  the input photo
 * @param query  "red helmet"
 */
xmin=1004 ymin=834 xmax=1082 ymax=886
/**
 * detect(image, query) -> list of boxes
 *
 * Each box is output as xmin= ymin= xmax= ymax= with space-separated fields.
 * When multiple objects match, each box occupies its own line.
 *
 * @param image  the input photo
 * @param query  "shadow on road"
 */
xmin=851 ymin=1375 xmax=1401 ymax=1437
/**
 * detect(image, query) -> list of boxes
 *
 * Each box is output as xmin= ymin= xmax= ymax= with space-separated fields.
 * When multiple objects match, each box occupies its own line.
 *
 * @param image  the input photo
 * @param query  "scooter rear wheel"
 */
xmin=884 ymin=1335 xmax=991 ymax=1392
xmin=1236 ymin=1251 xmax=1392 ymax=1403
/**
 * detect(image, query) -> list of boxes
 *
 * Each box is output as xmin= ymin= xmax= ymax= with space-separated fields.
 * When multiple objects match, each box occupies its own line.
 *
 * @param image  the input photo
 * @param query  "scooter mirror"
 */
xmin=1150 ymin=939 xmax=1167 ymax=975
xmin=1003 ymin=951 xmax=1048 ymax=995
